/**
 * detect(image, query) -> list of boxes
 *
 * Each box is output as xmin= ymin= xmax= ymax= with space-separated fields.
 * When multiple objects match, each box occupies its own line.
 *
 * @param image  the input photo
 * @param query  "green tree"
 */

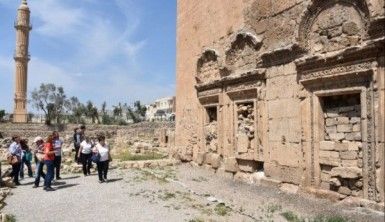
xmin=31 ymin=83 xmax=69 ymax=125
xmin=66 ymin=97 xmax=86 ymax=124
xmin=0 ymin=110 xmax=5 ymax=122
xmin=86 ymin=101 xmax=99 ymax=124
xmin=134 ymin=100 xmax=147 ymax=117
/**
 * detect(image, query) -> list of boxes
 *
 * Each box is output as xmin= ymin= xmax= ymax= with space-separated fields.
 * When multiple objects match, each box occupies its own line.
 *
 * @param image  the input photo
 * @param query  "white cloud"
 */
xmin=30 ymin=0 xmax=85 ymax=37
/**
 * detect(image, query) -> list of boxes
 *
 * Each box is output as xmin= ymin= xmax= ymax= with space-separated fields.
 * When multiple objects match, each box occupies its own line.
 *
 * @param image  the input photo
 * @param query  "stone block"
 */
xmin=234 ymin=171 xmax=252 ymax=184
xmin=337 ymin=117 xmax=350 ymax=124
xmin=340 ymin=151 xmax=358 ymax=160
xmin=224 ymin=157 xmax=239 ymax=173
xmin=211 ymin=153 xmax=221 ymax=169
xmin=345 ymin=132 xmax=361 ymax=141
xmin=329 ymin=133 xmax=345 ymax=141
xmin=347 ymin=142 xmax=361 ymax=151
xmin=341 ymin=160 xmax=358 ymax=167
xmin=325 ymin=111 xmax=339 ymax=118
xmin=320 ymin=141 xmax=335 ymax=151
xmin=335 ymin=142 xmax=349 ymax=151
xmin=320 ymin=151 xmax=339 ymax=158
xmin=237 ymin=159 xmax=258 ymax=172
xmin=331 ymin=167 xmax=362 ymax=179
xmin=350 ymin=117 xmax=361 ymax=124
xmin=338 ymin=186 xmax=352 ymax=196
xmin=321 ymin=172 xmax=331 ymax=182
xmin=319 ymin=157 xmax=340 ymax=167
xmin=280 ymin=183 xmax=299 ymax=194
xmin=325 ymin=126 xmax=337 ymax=134
xmin=342 ymin=21 xmax=359 ymax=35
xmin=237 ymin=133 xmax=249 ymax=153
xmin=325 ymin=118 xmax=337 ymax=126
xmin=195 ymin=152 xmax=206 ymax=165
xmin=330 ymin=178 xmax=341 ymax=187
xmin=320 ymin=182 xmax=331 ymax=190
xmin=204 ymin=153 xmax=213 ymax=165
xmin=337 ymin=124 xmax=353 ymax=133
xmin=352 ymin=124 xmax=361 ymax=132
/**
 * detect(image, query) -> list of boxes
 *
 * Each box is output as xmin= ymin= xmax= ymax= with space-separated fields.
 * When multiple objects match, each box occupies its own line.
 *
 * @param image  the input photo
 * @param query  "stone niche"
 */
xmin=299 ymin=0 xmax=369 ymax=53
xmin=319 ymin=93 xmax=364 ymax=197
xmin=225 ymin=33 xmax=262 ymax=74
xmin=204 ymin=106 xmax=218 ymax=153
xmin=196 ymin=49 xmax=221 ymax=84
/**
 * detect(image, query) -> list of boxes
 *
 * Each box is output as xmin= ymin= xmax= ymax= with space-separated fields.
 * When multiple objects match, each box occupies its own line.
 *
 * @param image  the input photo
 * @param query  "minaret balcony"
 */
xmin=14 ymin=21 xmax=32 ymax=30
xmin=14 ymin=53 xmax=31 ymax=61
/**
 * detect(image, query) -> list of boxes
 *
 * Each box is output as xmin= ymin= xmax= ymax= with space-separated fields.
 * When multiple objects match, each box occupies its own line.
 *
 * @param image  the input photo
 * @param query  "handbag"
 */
xmin=91 ymin=153 xmax=101 ymax=163
xmin=7 ymin=154 xmax=20 ymax=165
xmin=36 ymin=153 xmax=45 ymax=162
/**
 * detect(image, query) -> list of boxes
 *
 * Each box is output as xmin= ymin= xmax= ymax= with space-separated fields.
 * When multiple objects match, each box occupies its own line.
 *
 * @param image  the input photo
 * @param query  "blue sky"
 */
xmin=0 ymin=0 xmax=176 ymax=112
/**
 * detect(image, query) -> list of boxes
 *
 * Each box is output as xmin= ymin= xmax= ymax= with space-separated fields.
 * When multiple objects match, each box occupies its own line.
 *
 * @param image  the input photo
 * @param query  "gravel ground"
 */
xmin=3 ymin=164 xmax=384 ymax=222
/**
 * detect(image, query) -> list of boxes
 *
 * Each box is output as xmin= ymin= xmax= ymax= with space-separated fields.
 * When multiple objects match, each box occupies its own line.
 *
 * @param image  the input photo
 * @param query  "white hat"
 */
xmin=33 ymin=136 xmax=43 ymax=143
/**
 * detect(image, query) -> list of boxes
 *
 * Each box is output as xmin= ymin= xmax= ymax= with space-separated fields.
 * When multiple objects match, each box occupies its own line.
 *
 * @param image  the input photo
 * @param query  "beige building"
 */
xmin=175 ymin=0 xmax=384 ymax=205
xmin=13 ymin=0 xmax=31 ymax=123
xmin=146 ymin=97 xmax=176 ymax=121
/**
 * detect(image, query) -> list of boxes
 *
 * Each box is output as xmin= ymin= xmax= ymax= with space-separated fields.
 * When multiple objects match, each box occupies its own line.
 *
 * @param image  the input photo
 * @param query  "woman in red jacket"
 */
xmin=43 ymin=135 xmax=56 ymax=191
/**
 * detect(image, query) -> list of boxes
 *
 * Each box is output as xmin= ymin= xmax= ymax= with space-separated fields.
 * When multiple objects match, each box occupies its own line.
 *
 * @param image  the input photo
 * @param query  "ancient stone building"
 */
xmin=175 ymin=0 xmax=384 ymax=205
xmin=13 ymin=0 xmax=31 ymax=123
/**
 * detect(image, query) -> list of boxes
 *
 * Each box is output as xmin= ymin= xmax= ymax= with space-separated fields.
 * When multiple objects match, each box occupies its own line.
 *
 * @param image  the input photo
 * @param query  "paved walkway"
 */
xmin=3 ymin=164 xmax=384 ymax=222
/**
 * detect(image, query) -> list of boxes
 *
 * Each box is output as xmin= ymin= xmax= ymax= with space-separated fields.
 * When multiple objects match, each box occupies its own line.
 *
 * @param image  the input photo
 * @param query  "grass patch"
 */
xmin=159 ymin=191 xmax=176 ymax=201
xmin=214 ymin=203 xmax=232 ymax=216
xmin=114 ymin=150 xmax=165 ymax=161
xmin=281 ymin=211 xmax=304 ymax=222
xmin=4 ymin=214 xmax=16 ymax=222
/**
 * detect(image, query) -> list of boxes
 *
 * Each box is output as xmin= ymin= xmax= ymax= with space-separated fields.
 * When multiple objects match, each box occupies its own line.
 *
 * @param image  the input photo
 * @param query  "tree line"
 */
xmin=31 ymin=83 xmax=147 ymax=125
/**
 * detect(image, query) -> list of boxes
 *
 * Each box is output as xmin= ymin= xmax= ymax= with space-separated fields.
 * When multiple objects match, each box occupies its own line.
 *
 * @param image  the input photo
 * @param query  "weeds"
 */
xmin=114 ymin=150 xmax=165 ymax=161
xmin=214 ymin=203 xmax=232 ymax=216
xmin=4 ymin=214 xmax=16 ymax=222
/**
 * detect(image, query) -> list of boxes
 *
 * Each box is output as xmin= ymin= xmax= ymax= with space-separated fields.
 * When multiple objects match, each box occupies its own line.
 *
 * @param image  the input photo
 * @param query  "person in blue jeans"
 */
xmin=43 ymin=135 xmax=55 ymax=191
xmin=33 ymin=136 xmax=46 ymax=188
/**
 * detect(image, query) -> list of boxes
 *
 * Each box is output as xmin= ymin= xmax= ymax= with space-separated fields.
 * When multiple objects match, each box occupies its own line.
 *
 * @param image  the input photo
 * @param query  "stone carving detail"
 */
xmin=300 ymin=62 xmax=373 ymax=82
xmin=298 ymin=0 xmax=369 ymax=53
xmin=236 ymin=103 xmax=255 ymax=154
xmin=225 ymin=33 xmax=262 ymax=73
xmin=196 ymin=49 xmax=221 ymax=84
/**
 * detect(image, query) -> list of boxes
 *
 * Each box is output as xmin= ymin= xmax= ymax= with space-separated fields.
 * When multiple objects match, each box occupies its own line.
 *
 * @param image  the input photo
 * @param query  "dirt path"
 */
xmin=3 ymin=164 xmax=384 ymax=222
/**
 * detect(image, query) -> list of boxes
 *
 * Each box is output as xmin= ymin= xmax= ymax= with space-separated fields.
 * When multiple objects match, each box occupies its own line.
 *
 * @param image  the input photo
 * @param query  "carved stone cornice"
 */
xmin=260 ymin=43 xmax=305 ymax=67
xmin=296 ymin=37 xmax=385 ymax=84
xmin=195 ymin=68 xmax=266 ymax=93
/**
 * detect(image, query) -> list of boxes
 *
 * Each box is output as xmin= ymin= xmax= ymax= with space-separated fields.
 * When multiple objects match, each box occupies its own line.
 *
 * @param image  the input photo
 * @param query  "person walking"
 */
xmin=78 ymin=137 xmax=93 ymax=176
xmin=33 ymin=136 xmax=46 ymax=188
xmin=73 ymin=127 xmax=82 ymax=163
xmin=8 ymin=135 xmax=22 ymax=186
xmin=19 ymin=139 xmax=33 ymax=179
xmin=93 ymin=135 xmax=110 ymax=183
xmin=43 ymin=135 xmax=56 ymax=191
xmin=53 ymin=131 xmax=63 ymax=180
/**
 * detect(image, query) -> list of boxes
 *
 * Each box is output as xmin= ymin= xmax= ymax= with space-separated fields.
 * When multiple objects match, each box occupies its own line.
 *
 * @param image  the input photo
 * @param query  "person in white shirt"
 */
xmin=8 ymin=135 xmax=22 ymax=185
xmin=52 ymin=131 xmax=63 ymax=180
xmin=78 ymin=137 xmax=93 ymax=176
xmin=93 ymin=135 xmax=110 ymax=183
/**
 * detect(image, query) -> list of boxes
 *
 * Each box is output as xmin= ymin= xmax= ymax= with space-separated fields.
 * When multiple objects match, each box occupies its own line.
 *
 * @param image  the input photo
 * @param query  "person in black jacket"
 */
xmin=73 ymin=127 xmax=80 ymax=162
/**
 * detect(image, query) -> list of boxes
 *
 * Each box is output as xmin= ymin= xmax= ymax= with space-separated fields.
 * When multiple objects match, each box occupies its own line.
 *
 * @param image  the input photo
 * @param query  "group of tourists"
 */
xmin=6 ymin=125 xmax=111 ymax=191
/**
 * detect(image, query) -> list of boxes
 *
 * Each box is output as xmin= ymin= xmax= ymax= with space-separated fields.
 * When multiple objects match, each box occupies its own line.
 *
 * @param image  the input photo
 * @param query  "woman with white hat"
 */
xmin=33 ymin=136 xmax=46 ymax=188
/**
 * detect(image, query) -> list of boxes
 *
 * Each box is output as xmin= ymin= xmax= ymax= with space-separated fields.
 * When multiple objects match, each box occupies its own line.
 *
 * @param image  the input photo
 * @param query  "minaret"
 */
xmin=13 ymin=0 xmax=31 ymax=123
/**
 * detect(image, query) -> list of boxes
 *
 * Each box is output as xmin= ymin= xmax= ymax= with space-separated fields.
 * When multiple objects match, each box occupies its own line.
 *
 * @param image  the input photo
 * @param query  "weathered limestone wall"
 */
xmin=0 ymin=123 xmax=175 ymax=157
xmin=175 ymin=0 xmax=247 ymax=161
xmin=176 ymin=0 xmax=384 ymax=205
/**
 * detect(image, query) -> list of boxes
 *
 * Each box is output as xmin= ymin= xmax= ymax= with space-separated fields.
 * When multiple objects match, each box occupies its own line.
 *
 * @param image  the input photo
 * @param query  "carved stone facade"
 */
xmin=175 ymin=0 xmax=384 ymax=205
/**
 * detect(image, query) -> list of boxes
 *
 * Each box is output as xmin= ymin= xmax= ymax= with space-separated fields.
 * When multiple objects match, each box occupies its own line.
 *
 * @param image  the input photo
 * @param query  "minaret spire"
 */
xmin=13 ymin=0 xmax=32 ymax=123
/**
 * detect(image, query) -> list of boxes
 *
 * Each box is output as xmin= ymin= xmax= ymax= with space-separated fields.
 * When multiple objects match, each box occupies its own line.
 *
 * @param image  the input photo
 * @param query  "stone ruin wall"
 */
xmin=0 ymin=122 xmax=175 ymax=158
xmin=175 ymin=0 xmax=385 ymax=205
